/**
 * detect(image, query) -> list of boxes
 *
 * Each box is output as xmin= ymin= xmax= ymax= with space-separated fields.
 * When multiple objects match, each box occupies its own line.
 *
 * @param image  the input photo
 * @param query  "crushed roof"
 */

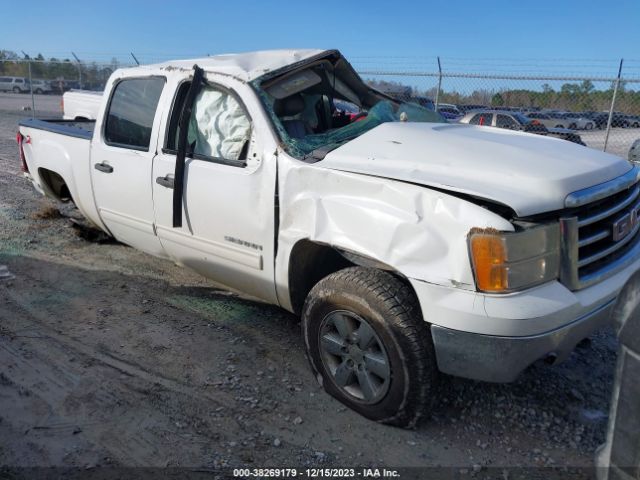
xmin=146 ymin=49 xmax=329 ymax=81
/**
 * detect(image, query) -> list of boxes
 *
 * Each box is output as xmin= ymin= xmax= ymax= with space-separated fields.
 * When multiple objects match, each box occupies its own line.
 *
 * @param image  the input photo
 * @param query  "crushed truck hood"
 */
xmin=319 ymin=122 xmax=631 ymax=217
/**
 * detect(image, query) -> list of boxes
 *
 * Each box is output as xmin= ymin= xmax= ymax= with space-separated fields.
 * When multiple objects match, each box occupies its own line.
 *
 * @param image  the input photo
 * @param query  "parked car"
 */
xmin=491 ymin=106 xmax=523 ymax=112
xmin=408 ymin=96 xmax=435 ymax=110
xmin=458 ymin=104 xmax=488 ymax=114
xmin=562 ymin=112 xmax=595 ymax=130
xmin=459 ymin=110 xmax=585 ymax=145
xmin=630 ymin=139 xmax=640 ymax=163
xmin=17 ymin=49 xmax=640 ymax=426
xmin=591 ymin=112 xmax=630 ymax=129
xmin=30 ymin=79 xmax=54 ymax=95
xmin=49 ymin=79 xmax=85 ymax=94
xmin=526 ymin=112 xmax=568 ymax=129
xmin=64 ymin=80 xmax=83 ymax=90
xmin=0 ymin=76 xmax=30 ymax=93
xmin=436 ymin=103 xmax=462 ymax=120
xmin=625 ymin=115 xmax=640 ymax=128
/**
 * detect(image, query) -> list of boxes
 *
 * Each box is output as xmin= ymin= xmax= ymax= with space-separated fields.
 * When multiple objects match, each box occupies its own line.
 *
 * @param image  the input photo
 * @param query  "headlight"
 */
xmin=469 ymin=224 xmax=560 ymax=293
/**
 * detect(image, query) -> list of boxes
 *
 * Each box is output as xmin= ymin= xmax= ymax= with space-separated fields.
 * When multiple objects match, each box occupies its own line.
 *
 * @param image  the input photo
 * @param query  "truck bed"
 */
xmin=18 ymin=118 xmax=95 ymax=140
xmin=19 ymin=116 xmax=103 ymax=232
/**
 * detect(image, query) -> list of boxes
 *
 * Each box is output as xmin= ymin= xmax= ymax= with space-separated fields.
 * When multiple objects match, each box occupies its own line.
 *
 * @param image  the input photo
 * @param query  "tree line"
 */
xmin=3 ymin=49 xmax=639 ymax=113
xmin=0 ymin=50 xmax=120 ymax=90
xmin=367 ymin=78 xmax=640 ymax=114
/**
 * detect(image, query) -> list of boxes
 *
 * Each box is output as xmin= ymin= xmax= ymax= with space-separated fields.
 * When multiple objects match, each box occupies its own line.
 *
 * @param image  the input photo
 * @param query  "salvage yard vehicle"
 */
xmin=17 ymin=49 xmax=640 ymax=427
xmin=458 ymin=109 xmax=586 ymax=145
xmin=563 ymin=112 xmax=595 ymax=130
xmin=31 ymin=79 xmax=53 ymax=95
xmin=61 ymin=89 xmax=102 ymax=120
xmin=590 ymin=112 xmax=630 ymax=130
xmin=526 ymin=111 xmax=569 ymax=129
xmin=0 ymin=76 xmax=30 ymax=93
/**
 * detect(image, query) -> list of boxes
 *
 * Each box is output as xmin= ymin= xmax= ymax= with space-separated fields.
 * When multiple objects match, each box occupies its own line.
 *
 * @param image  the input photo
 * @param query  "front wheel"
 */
xmin=302 ymin=267 xmax=439 ymax=427
xmin=585 ymin=122 xmax=594 ymax=130
xmin=12 ymin=86 xmax=20 ymax=94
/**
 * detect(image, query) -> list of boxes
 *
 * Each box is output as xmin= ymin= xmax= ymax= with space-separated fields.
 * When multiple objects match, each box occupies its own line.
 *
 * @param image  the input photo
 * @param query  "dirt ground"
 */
xmin=0 ymin=99 xmax=621 ymax=478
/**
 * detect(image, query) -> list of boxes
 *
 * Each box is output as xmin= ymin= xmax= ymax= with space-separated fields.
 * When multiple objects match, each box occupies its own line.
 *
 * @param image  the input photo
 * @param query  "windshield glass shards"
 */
xmin=253 ymin=57 xmax=444 ymax=160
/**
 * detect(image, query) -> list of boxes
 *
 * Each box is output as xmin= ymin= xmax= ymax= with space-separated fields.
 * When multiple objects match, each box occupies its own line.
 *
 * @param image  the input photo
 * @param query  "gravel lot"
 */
xmin=0 ymin=93 xmax=627 ymax=477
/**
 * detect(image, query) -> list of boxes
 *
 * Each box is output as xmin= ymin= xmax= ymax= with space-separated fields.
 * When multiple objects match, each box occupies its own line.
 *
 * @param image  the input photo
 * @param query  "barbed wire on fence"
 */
xmin=1 ymin=54 xmax=639 ymax=157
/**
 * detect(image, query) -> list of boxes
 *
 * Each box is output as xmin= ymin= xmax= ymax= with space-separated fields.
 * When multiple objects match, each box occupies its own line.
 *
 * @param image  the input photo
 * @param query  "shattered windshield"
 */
xmin=253 ymin=58 xmax=445 ymax=160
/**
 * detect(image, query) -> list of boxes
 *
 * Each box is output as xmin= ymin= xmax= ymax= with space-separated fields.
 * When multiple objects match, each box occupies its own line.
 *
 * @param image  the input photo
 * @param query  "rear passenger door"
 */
xmin=90 ymin=76 xmax=168 ymax=256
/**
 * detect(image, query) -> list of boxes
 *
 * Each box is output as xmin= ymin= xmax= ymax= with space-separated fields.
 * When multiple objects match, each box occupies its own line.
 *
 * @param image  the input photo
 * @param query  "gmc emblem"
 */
xmin=612 ymin=205 xmax=640 ymax=242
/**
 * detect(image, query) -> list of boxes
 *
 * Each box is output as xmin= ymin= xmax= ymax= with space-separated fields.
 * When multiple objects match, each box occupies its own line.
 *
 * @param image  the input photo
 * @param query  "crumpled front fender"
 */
xmin=275 ymin=157 xmax=513 ymax=311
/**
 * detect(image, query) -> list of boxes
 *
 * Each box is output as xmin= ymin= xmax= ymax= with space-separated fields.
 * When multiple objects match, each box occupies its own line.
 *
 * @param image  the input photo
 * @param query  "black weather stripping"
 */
xmin=173 ymin=65 xmax=205 ymax=228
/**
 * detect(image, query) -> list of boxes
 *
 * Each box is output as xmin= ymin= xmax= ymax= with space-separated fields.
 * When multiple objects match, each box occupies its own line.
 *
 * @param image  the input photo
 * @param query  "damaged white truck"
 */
xmin=17 ymin=49 xmax=640 ymax=426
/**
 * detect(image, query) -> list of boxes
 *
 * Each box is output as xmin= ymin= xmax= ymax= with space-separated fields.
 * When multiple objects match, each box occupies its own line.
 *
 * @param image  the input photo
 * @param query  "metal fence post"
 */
xmin=27 ymin=60 xmax=34 ymax=117
xmin=604 ymin=58 xmax=623 ymax=152
xmin=72 ymin=52 xmax=82 ymax=89
xmin=434 ymin=56 xmax=442 ymax=111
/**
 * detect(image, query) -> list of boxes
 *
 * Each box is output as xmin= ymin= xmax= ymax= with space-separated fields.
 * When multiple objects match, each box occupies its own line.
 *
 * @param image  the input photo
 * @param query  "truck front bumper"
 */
xmin=409 ymin=253 xmax=640 ymax=383
xmin=430 ymin=299 xmax=614 ymax=382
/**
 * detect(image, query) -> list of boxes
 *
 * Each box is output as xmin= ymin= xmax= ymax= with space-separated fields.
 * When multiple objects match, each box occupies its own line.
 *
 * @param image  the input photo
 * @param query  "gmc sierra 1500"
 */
xmin=17 ymin=49 xmax=640 ymax=426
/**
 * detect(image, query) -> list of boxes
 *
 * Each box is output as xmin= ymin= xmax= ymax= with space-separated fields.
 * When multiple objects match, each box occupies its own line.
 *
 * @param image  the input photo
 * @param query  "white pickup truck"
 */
xmin=62 ymin=89 xmax=102 ymax=120
xmin=18 ymin=49 xmax=640 ymax=427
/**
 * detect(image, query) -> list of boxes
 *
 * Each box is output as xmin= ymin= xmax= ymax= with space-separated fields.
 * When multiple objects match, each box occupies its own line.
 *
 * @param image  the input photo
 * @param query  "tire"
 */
xmin=586 ymin=122 xmax=594 ymax=130
xmin=35 ymin=88 xmax=43 ymax=94
xmin=555 ymin=124 xmax=564 ymax=128
xmin=12 ymin=86 xmax=20 ymax=94
xmin=301 ymin=267 xmax=438 ymax=427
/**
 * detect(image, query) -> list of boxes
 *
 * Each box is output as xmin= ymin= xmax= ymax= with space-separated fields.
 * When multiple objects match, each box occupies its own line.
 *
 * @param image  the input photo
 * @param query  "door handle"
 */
xmin=155 ymin=174 xmax=174 ymax=189
xmin=94 ymin=162 xmax=113 ymax=173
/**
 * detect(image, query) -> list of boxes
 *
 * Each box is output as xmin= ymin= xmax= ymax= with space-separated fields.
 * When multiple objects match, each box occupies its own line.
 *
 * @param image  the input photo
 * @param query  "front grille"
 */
xmin=560 ymin=172 xmax=640 ymax=290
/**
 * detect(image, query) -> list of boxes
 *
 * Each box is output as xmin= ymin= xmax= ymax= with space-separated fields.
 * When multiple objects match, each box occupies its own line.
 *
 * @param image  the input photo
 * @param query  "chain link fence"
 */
xmin=355 ymin=57 xmax=640 ymax=159
xmin=1 ymin=56 xmax=640 ymax=158
xmin=0 ymin=57 xmax=134 ymax=117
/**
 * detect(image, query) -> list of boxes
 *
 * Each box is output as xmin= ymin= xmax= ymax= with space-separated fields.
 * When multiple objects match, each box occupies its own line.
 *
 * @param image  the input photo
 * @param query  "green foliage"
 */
xmin=0 ymin=49 xmax=113 ymax=89
xmin=365 ymin=75 xmax=640 ymax=115
xmin=491 ymin=92 xmax=504 ymax=106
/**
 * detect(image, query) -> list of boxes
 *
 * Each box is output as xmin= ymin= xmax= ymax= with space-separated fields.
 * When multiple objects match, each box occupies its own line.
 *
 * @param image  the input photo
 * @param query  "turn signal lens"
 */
xmin=469 ymin=224 xmax=560 ymax=293
xmin=470 ymin=234 xmax=508 ymax=292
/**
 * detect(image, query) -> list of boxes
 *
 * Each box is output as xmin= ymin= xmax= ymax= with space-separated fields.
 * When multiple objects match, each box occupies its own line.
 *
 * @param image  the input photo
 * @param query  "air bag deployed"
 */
xmin=188 ymin=86 xmax=251 ymax=161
